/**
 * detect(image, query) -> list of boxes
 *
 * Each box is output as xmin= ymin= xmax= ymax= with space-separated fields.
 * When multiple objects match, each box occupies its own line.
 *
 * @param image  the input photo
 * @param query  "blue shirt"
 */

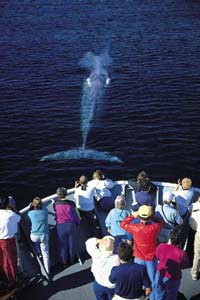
xmin=105 ymin=208 xmax=130 ymax=236
xmin=155 ymin=204 xmax=183 ymax=229
xmin=28 ymin=208 xmax=49 ymax=236
xmin=132 ymin=191 xmax=155 ymax=211
xmin=109 ymin=262 xmax=151 ymax=298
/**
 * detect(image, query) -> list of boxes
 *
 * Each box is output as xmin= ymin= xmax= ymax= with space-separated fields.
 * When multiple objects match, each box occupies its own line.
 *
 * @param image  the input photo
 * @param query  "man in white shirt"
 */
xmin=174 ymin=177 xmax=194 ymax=248
xmin=88 ymin=169 xmax=115 ymax=212
xmin=86 ymin=236 xmax=120 ymax=300
xmin=174 ymin=178 xmax=194 ymax=217
xmin=156 ymin=191 xmax=183 ymax=243
xmin=74 ymin=175 xmax=101 ymax=238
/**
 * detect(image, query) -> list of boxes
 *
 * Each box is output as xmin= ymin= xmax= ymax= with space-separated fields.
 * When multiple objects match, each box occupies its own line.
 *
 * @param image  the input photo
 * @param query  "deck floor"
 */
xmin=19 ymin=259 xmax=200 ymax=300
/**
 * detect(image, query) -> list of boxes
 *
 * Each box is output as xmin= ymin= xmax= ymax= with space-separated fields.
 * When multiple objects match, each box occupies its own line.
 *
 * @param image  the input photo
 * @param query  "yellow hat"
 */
xmin=138 ymin=205 xmax=151 ymax=219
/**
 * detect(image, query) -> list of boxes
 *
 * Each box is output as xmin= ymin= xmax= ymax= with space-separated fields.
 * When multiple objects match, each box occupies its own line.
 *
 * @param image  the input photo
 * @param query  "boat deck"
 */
xmin=19 ymin=259 xmax=200 ymax=300
xmin=8 ymin=181 xmax=200 ymax=300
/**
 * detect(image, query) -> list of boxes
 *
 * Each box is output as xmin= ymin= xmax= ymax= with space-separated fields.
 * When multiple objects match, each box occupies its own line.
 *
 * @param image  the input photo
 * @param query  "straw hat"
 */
xmin=138 ymin=205 xmax=152 ymax=219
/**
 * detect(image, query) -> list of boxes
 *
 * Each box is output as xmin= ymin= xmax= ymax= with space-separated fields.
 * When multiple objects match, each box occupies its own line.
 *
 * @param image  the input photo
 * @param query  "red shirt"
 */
xmin=156 ymin=243 xmax=189 ymax=279
xmin=120 ymin=215 xmax=163 ymax=261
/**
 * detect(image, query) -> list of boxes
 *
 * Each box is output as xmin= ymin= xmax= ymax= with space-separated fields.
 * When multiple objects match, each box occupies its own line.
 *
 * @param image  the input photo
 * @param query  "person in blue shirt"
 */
xmin=156 ymin=191 xmax=183 ymax=243
xmin=105 ymin=195 xmax=131 ymax=253
xmin=28 ymin=197 xmax=49 ymax=275
xmin=109 ymin=242 xmax=151 ymax=300
xmin=132 ymin=179 xmax=156 ymax=214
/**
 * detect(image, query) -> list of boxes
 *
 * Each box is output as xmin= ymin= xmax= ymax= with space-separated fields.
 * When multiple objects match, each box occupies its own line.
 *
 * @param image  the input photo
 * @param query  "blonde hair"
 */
xmin=93 ymin=169 xmax=104 ymax=180
xmin=99 ymin=236 xmax=115 ymax=253
xmin=79 ymin=175 xmax=88 ymax=185
xmin=181 ymin=177 xmax=192 ymax=190
xmin=32 ymin=197 xmax=42 ymax=209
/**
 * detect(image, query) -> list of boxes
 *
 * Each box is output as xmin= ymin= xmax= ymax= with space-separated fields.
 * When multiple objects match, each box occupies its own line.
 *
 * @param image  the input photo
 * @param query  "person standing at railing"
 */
xmin=128 ymin=171 xmax=157 ymax=208
xmin=27 ymin=197 xmax=50 ymax=275
xmin=155 ymin=191 xmax=183 ymax=243
xmin=174 ymin=177 xmax=194 ymax=249
xmin=132 ymin=179 xmax=156 ymax=214
xmin=174 ymin=178 xmax=194 ymax=218
xmin=8 ymin=195 xmax=24 ymax=276
xmin=54 ymin=187 xmax=80 ymax=267
xmin=0 ymin=192 xmax=21 ymax=288
xmin=88 ymin=169 xmax=115 ymax=212
xmin=74 ymin=175 xmax=101 ymax=238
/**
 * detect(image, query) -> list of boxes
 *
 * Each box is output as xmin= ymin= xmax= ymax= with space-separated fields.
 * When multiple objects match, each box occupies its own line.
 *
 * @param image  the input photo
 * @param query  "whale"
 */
xmin=40 ymin=147 xmax=122 ymax=163
xmin=81 ymin=71 xmax=110 ymax=148
xmin=40 ymin=51 xmax=122 ymax=163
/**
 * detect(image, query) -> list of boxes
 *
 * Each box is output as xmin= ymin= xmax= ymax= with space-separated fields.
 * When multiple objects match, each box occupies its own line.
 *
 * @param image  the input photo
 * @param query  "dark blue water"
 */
xmin=1 ymin=0 xmax=200 ymax=209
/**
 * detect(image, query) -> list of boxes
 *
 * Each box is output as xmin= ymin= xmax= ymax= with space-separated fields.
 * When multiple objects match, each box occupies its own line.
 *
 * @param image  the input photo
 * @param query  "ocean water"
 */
xmin=1 ymin=0 xmax=200 ymax=208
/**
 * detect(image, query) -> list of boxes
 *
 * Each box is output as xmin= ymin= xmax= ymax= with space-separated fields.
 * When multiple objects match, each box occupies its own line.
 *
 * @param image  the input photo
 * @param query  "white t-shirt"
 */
xmin=174 ymin=188 xmax=194 ymax=216
xmin=86 ymin=237 xmax=120 ymax=288
xmin=74 ymin=185 xmax=96 ymax=211
xmin=88 ymin=178 xmax=115 ymax=200
xmin=0 ymin=209 xmax=21 ymax=239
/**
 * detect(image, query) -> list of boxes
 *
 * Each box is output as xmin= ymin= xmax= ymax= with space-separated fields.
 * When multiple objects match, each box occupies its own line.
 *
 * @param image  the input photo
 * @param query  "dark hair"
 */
xmin=137 ymin=171 xmax=147 ymax=183
xmin=78 ymin=175 xmax=88 ymax=191
xmin=56 ymin=187 xmax=67 ymax=199
xmin=169 ymin=227 xmax=182 ymax=246
xmin=0 ymin=192 xmax=9 ymax=209
xmin=31 ymin=197 xmax=43 ymax=210
xmin=118 ymin=242 xmax=133 ymax=262
xmin=139 ymin=178 xmax=151 ymax=192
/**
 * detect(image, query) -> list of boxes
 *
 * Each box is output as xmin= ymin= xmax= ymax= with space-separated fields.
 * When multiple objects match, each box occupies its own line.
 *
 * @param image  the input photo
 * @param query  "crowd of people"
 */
xmin=85 ymin=171 xmax=200 ymax=300
xmin=0 ymin=170 xmax=199 ymax=300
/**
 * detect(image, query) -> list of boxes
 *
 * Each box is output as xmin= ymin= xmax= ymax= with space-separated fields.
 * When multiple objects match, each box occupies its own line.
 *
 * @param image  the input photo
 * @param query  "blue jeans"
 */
xmin=93 ymin=280 xmax=114 ymax=300
xmin=134 ymin=257 xmax=157 ymax=300
xmin=56 ymin=222 xmax=78 ymax=264
xmin=153 ymin=271 xmax=180 ymax=300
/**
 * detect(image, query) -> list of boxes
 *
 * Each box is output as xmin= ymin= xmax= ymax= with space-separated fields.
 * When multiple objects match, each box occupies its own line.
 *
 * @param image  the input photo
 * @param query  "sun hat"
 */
xmin=138 ymin=205 xmax=152 ymax=219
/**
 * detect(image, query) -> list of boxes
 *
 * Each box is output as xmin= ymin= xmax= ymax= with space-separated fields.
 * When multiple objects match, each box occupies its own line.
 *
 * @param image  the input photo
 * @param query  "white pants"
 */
xmin=30 ymin=234 xmax=50 ymax=274
xmin=14 ymin=234 xmax=23 ymax=273
xmin=112 ymin=294 xmax=145 ymax=300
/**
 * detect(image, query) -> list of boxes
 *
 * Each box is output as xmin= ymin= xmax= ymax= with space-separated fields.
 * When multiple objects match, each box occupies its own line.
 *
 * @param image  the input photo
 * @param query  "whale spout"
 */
xmin=40 ymin=147 xmax=123 ymax=163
